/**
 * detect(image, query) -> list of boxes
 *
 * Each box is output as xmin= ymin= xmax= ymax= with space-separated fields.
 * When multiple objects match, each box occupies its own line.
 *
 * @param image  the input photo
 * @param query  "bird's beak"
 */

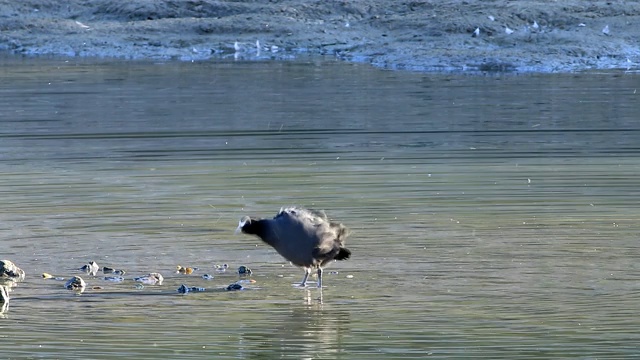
xmin=234 ymin=219 xmax=245 ymax=235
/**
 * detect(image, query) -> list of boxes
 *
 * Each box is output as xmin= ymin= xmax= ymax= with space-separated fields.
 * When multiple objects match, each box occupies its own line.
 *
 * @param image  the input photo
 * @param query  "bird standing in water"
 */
xmin=236 ymin=207 xmax=351 ymax=288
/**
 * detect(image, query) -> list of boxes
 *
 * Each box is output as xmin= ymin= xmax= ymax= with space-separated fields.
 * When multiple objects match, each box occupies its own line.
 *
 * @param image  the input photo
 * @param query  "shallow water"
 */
xmin=1 ymin=57 xmax=639 ymax=359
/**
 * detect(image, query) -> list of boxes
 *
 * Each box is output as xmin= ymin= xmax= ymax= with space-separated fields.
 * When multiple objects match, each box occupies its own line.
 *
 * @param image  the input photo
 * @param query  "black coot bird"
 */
xmin=235 ymin=207 xmax=351 ymax=288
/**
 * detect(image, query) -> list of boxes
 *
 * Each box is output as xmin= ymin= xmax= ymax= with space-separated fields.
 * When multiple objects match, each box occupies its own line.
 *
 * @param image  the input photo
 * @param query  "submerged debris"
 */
xmin=214 ymin=264 xmax=229 ymax=272
xmin=102 ymin=266 xmax=126 ymax=276
xmin=42 ymin=273 xmax=65 ymax=281
xmin=236 ymin=279 xmax=256 ymax=284
xmin=177 ymin=284 xmax=206 ymax=294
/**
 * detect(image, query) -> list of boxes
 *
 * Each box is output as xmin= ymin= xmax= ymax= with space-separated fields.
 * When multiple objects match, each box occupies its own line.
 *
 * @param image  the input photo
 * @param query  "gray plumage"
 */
xmin=236 ymin=206 xmax=351 ymax=288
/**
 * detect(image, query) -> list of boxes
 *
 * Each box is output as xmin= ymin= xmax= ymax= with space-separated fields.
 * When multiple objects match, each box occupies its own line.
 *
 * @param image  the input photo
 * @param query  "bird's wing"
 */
xmin=276 ymin=206 xmax=327 ymax=224
xmin=273 ymin=209 xmax=316 ymax=234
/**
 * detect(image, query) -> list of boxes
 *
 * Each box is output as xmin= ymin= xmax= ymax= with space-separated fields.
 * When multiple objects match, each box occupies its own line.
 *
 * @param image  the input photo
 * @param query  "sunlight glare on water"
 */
xmin=1 ymin=57 xmax=640 ymax=359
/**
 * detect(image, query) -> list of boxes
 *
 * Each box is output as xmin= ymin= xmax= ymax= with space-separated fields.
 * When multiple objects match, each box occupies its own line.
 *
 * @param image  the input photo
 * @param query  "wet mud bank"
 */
xmin=1 ymin=0 xmax=639 ymax=73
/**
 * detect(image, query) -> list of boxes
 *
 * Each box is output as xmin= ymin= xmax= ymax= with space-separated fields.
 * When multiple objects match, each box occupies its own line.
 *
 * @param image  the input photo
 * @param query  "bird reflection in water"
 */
xmin=304 ymin=288 xmax=323 ymax=305
xmin=236 ymin=301 xmax=350 ymax=359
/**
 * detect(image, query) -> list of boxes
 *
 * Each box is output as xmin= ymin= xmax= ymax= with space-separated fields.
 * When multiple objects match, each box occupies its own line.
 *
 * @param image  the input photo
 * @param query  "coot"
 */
xmin=236 ymin=207 xmax=351 ymax=288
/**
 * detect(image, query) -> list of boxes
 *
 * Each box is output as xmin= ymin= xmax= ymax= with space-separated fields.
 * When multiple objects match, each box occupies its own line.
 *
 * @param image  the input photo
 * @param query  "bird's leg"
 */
xmin=299 ymin=268 xmax=310 ymax=287
xmin=317 ymin=267 xmax=323 ymax=288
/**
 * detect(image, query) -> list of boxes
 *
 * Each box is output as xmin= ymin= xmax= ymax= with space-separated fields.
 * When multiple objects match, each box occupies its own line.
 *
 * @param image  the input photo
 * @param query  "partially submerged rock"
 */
xmin=80 ymin=261 xmax=99 ymax=276
xmin=237 ymin=266 xmax=252 ymax=276
xmin=226 ymin=283 xmax=243 ymax=291
xmin=134 ymin=272 xmax=164 ymax=285
xmin=0 ymin=260 xmax=25 ymax=312
xmin=0 ymin=260 xmax=25 ymax=285
xmin=65 ymin=276 xmax=87 ymax=294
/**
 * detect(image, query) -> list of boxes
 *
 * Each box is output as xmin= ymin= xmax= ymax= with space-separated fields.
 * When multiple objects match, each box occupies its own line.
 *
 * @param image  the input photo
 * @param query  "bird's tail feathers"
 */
xmin=333 ymin=222 xmax=350 ymax=240
xmin=334 ymin=247 xmax=351 ymax=261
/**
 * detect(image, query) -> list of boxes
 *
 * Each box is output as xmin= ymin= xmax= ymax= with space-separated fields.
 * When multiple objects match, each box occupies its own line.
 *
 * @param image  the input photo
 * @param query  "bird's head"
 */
xmin=235 ymin=216 xmax=252 ymax=235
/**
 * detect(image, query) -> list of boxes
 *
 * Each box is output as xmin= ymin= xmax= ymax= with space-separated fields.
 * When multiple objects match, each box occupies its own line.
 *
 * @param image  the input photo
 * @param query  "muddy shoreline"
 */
xmin=1 ymin=1 xmax=639 ymax=73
